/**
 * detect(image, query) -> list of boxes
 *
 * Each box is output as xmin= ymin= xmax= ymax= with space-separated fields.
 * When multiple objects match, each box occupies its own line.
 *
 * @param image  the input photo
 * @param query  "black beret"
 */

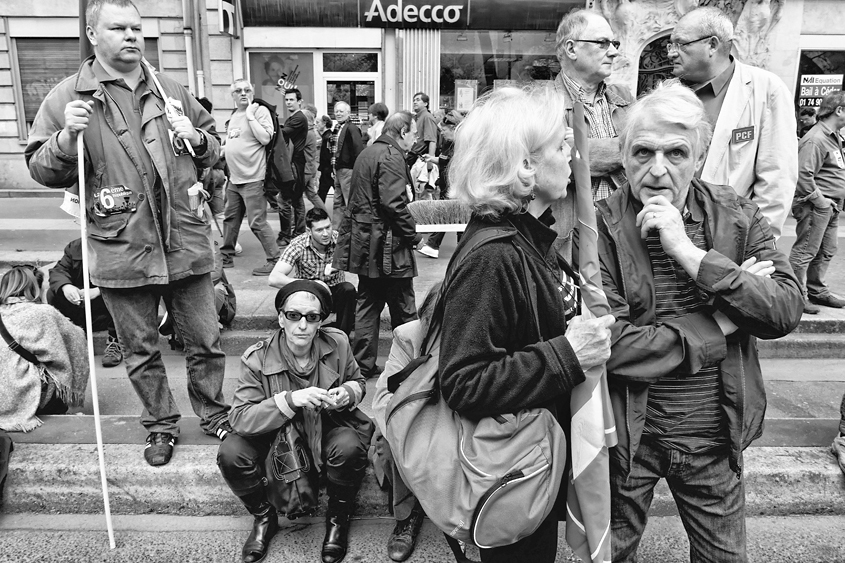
xmin=274 ymin=280 xmax=333 ymax=318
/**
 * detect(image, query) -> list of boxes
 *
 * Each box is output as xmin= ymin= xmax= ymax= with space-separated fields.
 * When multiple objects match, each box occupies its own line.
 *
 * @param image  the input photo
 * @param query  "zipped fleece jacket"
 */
xmin=25 ymin=57 xmax=221 ymax=288
xmin=595 ymin=179 xmax=803 ymax=479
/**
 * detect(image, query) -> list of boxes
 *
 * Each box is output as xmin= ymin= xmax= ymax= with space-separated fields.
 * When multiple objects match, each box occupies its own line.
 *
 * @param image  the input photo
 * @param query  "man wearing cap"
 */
xmin=219 ymin=279 xmax=374 ymax=563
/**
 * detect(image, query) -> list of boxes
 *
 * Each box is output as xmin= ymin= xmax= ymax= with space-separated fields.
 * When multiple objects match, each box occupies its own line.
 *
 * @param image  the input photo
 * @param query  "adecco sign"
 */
xmin=363 ymin=0 xmax=468 ymax=28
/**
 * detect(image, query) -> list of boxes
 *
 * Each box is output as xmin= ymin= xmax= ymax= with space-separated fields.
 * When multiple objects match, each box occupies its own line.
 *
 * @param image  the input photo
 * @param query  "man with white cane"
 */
xmin=25 ymin=0 xmax=232 ymax=467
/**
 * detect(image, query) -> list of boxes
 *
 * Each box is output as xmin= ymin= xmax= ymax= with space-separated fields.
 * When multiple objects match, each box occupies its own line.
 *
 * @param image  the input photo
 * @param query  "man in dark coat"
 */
xmin=331 ymin=101 xmax=365 ymax=230
xmin=332 ymin=111 xmax=422 ymax=377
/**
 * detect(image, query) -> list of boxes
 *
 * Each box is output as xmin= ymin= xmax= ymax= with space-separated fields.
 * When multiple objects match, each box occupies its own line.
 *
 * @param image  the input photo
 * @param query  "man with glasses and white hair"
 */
xmin=597 ymin=80 xmax=802 ymax=562
xmin=221 ymin=78 xmax=280 ymax=276
xmin=669 ymin=6 xmax=797 ymax=239
xmin=554 ymin=9 xmax=633 ymax=204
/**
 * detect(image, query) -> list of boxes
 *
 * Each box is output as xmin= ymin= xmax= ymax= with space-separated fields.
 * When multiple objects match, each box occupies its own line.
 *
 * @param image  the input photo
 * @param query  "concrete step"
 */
xmin=757 ymin=333 xmax=845 ymax=358
xmin=4 ymin=431 xmax=842 ymax=517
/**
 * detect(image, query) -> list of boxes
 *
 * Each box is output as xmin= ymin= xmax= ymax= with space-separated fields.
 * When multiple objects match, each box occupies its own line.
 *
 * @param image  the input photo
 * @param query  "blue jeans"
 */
xmin=611 ymin=437 xmax=746 ymax=563
xmin=221 ymin=180 xmax=280 ymax=261
xmin=101 ymin=274 xmax=230 ymax=437
xmin=788 ymin=201 xmax=840 ymax=300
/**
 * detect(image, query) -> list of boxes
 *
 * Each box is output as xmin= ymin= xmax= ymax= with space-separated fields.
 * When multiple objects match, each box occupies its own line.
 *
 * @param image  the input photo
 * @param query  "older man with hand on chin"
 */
xmin=595 ymin=80 xmax=802 ymax=563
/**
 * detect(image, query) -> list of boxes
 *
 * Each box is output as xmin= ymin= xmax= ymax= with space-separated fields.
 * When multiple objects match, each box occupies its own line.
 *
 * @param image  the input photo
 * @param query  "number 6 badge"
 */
xmin=93 ymin=185 xmax=139 ymax=217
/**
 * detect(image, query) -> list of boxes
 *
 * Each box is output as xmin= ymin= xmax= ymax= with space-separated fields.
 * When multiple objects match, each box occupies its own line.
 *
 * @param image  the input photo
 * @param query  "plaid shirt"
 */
xmin=330 ymin=122 xmax=341 ymax=169
xmin=560 ymin=73 xmax=627 ymax=201
xmin=279 ymin=231 xmax=346 ymax=286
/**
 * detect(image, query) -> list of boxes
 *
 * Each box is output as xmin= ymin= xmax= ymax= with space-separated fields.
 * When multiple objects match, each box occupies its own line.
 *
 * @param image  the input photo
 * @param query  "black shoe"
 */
xmin=362 ymin=365 xmax=384 ymax=379
xmin=809 ymin=293 xmax=845 ymax=308
xmin=387 ymin=507 xmax=425 ymax=562
xmin=222 ymin=256 xmax=234 ymax=269
xmin=239 ymin=492 xmax=279 ymax=563
xmin=803 ymin=300 xmax=821 ymax=315
xmin=322 ymin=508 xmax=351 ymax=563
xmin=101 ymin=336 xmax=123 ymax=368
xmin=144 ymin=432 xmax=175 ymax=466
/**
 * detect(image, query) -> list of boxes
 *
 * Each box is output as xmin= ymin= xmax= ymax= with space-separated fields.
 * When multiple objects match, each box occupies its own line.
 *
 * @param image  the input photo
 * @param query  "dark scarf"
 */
xmin=279 ymin=332 xmax=324 ymax=472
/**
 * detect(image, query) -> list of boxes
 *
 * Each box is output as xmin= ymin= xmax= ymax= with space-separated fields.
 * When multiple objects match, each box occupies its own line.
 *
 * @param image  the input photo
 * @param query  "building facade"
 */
xmin=1 ymin=0 xmax=843 ymax=191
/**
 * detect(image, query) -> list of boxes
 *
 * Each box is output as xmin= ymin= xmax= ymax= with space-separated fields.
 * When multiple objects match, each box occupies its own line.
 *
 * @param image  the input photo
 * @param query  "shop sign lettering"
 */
xmin=363 ymin=0 xmax=467 ymax=28
xmin=797 ymin=74 xmax=843 ymax=107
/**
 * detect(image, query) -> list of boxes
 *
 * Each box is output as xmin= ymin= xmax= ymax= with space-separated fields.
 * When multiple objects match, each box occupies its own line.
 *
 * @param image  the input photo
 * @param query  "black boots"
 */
xmin=238 ymin=490 xmax=279 ymax=563
xmin=387 ymin=504 xmax=425 ymax=562
xmin=322 ymin=483 xmax=356 ymax=563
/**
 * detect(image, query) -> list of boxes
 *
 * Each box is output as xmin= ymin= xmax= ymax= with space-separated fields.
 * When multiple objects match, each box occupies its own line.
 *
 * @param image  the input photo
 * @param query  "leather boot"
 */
xmin=237 ymin=489 xmax=279 ymax=563
xmin=322 ymin=484 xmax=356 ymax=563
xmin=387 ymin=503 xmax=425 ymax=562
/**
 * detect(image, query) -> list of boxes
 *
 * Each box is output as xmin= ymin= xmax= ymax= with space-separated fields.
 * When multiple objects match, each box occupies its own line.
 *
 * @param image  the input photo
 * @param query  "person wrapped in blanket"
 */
xmin=0 ymin=265 xmax=88 ymax=432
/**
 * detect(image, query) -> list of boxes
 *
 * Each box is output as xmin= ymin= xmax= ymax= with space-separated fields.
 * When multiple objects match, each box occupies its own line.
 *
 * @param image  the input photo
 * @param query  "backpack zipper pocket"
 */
xmin=386 ymin=389 xmax=436 ymax=426
xmin=470 ymin=464 xmax=549 ymax=549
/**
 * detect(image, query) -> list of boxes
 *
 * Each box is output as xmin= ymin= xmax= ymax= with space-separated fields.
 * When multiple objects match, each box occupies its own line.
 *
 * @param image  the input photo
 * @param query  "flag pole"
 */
xmin=79 ymin=0 xmax=115 ymax=549
xmin=564 ymin=101 xmax=617 ymax=563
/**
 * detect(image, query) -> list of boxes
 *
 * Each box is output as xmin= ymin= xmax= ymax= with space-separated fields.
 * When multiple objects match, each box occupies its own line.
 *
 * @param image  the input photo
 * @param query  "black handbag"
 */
xmin=264 ymin=420 xmax=319 ymax=519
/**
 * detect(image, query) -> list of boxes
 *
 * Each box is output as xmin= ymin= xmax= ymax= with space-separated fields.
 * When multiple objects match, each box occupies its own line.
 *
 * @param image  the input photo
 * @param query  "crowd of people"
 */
xmin=2 ymin=0 xmax=845 ymax=562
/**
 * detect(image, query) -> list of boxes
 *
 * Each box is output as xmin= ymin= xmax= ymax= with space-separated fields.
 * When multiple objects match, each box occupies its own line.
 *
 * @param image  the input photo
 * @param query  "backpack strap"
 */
xmin=0 ymin=311 xmax=39 ymax=365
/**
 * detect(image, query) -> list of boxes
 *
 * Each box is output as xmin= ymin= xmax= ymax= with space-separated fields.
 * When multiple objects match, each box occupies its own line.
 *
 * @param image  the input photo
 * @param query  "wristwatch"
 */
xmin=192 ymin=128 xmax=208 ymax=153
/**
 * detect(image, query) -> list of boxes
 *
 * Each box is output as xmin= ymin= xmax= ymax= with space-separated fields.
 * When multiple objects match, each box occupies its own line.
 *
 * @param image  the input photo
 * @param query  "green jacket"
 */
xmin=596 ymin=179 xmax=803 ymax=478
xmin=25 ymin=57 xmax=220 ymax=288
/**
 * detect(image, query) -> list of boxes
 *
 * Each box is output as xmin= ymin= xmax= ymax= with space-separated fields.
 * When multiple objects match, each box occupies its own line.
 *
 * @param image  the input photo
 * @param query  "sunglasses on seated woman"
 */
xmin=283 ymin=311 xmax=322 ymax=323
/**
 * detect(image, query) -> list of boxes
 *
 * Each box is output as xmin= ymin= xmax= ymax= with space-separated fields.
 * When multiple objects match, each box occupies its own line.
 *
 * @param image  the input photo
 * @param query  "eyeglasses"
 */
xmin=233 ymin=88 xmax=253 ymax=94
xmin=283 ymin=311 xmax=322 ymax=323
xmin=574 ymin=39 xmax=621 ymax=51
xmin=666 ymin=36 xmax=713 ymax=54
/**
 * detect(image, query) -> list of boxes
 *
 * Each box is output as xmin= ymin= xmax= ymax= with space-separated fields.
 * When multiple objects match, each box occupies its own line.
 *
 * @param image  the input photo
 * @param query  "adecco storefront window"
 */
xmin=248 ymin=52 xmax=316 ymax=117
xmin=439 ymin=30 xmax=558 ymax=109
xmin=795 ymin=50 xmax=845 ymax=111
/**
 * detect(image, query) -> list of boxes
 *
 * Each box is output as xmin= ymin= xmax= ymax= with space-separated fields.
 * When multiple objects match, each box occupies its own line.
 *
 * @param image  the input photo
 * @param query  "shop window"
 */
xmin=440 ymin=30 xmax=558 ymax=109
xmin=323 ymin=53 xmax=378 ymax=73
xmin=637 ymin=35 xmax=673 ymax=96
xmin=795 ymin=50 xmax=845 ymax=110
xmin=326 ymin=81 xmax=375 ymax=124
xmin=248 ymin=52 xmax=315 ymax=119
xmin=16 ymin=38 xmax=159 ymax=127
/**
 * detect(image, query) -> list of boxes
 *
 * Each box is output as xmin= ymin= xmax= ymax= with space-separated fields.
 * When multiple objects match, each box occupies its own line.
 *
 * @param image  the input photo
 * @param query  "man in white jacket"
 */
xmin=668 ymin=6 xmax=797 ymax=239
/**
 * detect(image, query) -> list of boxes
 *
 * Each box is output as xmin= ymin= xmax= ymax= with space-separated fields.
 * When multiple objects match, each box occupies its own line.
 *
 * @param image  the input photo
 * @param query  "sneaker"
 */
xmin=144 ymin=432 xmax=176 ymax=466
xmin=809 ymin=293 xmax=845 ymax=308
xmin=215 ymin=420 xmax=234 ymax=441
xmin=101 ymin=336 xmax=123 ymax=368
xmin=158 ymin=310 xmax=173 ymax=336
xmin=803 ymin=300 xmax=821 ymax=315
xmin=222 ymin=256 xmax=234 ymax=269
xmin=832 ymin=435 xmax=845 ymax=475
xmin=416 ymin=244 xmax=439 ymax=259
xmin=252 ymin=260 xmax=276 ymax=276
xmin=235 ymin=242 xmax=243 ymax=255
xmin=387 ymin=507 xmax=425 ymax=562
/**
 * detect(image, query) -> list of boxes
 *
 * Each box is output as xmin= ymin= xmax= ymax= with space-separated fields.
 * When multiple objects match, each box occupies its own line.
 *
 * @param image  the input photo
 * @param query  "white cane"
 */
xmin=76 ymin=131 xmax=116 ymax=549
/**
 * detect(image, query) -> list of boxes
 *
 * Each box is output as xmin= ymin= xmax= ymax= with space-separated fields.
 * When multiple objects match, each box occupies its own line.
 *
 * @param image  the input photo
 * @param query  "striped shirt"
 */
xmin=642 ymin=204 xmax=727 ymax=454
xmin=560 ymin=73 xmax=626 ymax=202
xmin=279 ymin=231 xmax=346 ymax=287
xmin=330 ymin=122 xmax=341 ymax=169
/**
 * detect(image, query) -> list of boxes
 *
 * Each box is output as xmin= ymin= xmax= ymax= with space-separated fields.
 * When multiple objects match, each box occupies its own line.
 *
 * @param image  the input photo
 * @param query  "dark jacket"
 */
xmin=47 ymin=239 xmax=91 ymax=302
xmin=25 ymin=57 xmax=220 ymax=288
xmin=281 ymin=110 xmax=308 ymax=161
xmin=596 ymin=179 xmax=803 ymax=479
xmin=439 ymin=211 xmax=586 ymax=420
xmin=229 ymin=327 xmax=369 ymax=438
xmin=318 ymin=129 xmax=333 ymax=173
xmin=333 ymin=134 xmax=418 ymax=279
xmin=334 ymin=121 xmax=364 ymax=170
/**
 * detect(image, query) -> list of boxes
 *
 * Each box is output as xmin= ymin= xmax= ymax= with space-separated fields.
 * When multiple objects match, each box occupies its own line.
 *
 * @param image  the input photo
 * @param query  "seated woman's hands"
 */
xmin=288 ymin=386 xmax=350 ymax=410
xmin=564 ymin=314 xmax=615 ymax=372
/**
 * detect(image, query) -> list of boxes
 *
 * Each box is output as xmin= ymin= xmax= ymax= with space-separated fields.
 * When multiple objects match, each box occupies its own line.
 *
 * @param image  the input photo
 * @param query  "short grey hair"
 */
xmin=620 ymin=79 xmax=713 ymax=161
xmin=230 ymin=78 xmax=253 ymax=91
xmin=555 ymin=9 xmax=593 ymax=63
xmin=334 ymin=101 xmax=351 ymax=113
xmin=680 ymin=6 xmax=734 ymax=52
xmin=818 ymin=90 xmax=845 ymax=120
xmin=450 ymin=84 xmax=570 ymax=219
xmin=86 ymin=0 xmax=140 ymax=27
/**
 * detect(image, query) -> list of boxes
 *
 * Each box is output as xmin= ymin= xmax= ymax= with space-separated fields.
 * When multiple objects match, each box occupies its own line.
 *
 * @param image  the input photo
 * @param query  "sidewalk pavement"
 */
xmin=1 ymin=197 xmax=844 ymax=520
